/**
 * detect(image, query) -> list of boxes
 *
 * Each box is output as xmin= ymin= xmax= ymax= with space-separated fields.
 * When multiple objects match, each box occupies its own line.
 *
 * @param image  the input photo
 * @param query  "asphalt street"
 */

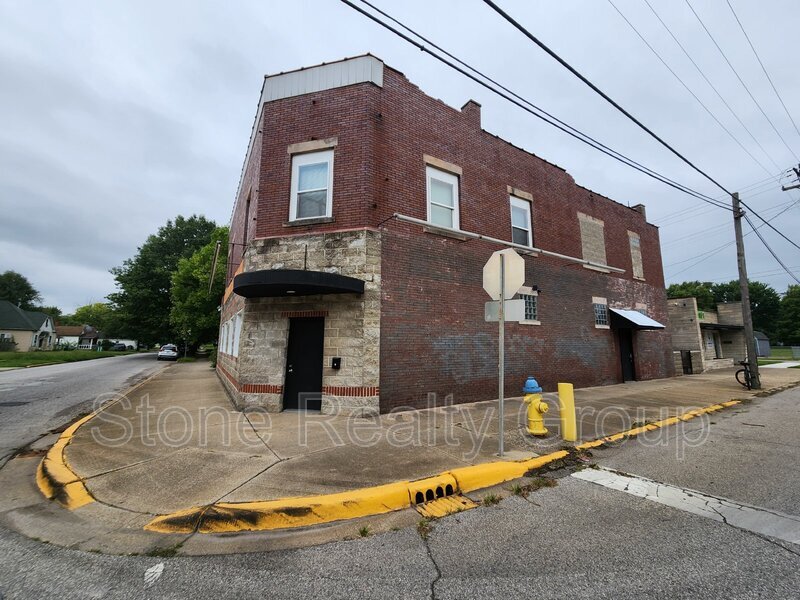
xmin=0 ymin=381 xmax=798 ymax=599
xmin=0 ymin=353 xmax=165 ymax=466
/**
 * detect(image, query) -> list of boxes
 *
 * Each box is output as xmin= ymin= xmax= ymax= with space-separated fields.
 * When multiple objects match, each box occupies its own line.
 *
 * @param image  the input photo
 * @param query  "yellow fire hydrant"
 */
xmin=523 ymin=376 xmax=548 ymax=436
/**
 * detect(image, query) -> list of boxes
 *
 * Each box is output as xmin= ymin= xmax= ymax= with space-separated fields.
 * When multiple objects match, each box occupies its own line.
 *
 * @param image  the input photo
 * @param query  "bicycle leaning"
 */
xmin=735 ymin=361 xmax=753 ymax=390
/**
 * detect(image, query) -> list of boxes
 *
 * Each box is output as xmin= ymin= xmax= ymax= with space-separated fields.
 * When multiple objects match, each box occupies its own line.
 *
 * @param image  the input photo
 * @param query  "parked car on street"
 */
xmin=157 ymin=344 xmax=179 ymax=361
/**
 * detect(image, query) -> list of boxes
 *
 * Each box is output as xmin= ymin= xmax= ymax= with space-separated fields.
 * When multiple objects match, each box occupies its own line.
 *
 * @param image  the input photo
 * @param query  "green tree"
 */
xmin=62 ymin=303 xmax=120 ymax=335
xmin=33 ymin=305 xmax=63 ymax=320
xmin=170 ymin=227 xmax=229 ymax=349
xmin=0 ymin=271 xmax=42 ymax=309
xmin=777 ymin=285 xmax=800 ymax=345
xmin=666 ymin=281 xmax=715 ymax=311
xmin=108 ymin=215 xmax=218 ymax=346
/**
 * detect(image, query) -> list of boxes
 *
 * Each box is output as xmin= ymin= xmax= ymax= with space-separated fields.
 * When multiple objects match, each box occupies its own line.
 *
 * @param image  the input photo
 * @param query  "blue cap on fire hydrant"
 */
xmin=523 ymin=376 xmax=542 ymax=394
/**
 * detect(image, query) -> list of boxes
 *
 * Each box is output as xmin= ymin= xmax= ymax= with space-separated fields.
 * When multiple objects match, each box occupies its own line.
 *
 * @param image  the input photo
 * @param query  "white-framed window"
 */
xmin=518 ymin=286 xmax=540 ymax=324
xmin=426 ymin=166 xmax=460 ymax=229
xmin=226 ymin=319 xmax=234 ymax=355
xmin=289 ymin=149 xmax=334 ymax=221
xmin=592 ymin=297 xmax=609 ymax=328
xmin=232 ymin=312 xmax=243 ymax=358
xmin=510 ymin=196 xmax=533 ymax=247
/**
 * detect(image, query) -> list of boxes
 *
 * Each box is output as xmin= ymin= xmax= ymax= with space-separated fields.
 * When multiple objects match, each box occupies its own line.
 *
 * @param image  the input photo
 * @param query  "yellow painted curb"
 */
xmin=145 ymin=397 xmax=744 ymax=535
xmin=144 ymin=451 xmax=572 ymax=534
xmin=35 ymin=364 xmax=171 ymax=510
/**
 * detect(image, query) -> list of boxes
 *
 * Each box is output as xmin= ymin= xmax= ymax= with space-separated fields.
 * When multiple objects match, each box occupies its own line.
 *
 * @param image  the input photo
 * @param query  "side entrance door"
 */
xmin=619 ymin=329 xmax=636 ymax=382
xmin=283 ymin=317 xmax=324 ymax=410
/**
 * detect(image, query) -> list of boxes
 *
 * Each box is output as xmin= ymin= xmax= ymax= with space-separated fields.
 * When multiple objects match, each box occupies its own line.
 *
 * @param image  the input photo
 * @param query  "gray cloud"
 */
xmin=1 ymin=0 xmax=798 ymax=313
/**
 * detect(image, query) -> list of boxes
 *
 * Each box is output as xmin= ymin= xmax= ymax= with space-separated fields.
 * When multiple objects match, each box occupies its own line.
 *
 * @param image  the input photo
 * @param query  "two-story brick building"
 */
xmin=217 ymin=55 xmax=674 ymax=417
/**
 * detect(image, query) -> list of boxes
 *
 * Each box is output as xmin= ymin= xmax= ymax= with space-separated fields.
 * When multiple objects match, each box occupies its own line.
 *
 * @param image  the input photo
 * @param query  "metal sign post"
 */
xmin=498 ymin=253 xmax=505 ymax=457
xmin=482 ymin=248 xmax=525 ymax=458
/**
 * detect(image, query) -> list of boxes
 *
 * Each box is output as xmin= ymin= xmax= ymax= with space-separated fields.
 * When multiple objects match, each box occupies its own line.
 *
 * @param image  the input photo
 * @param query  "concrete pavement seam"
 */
xmin=144 ymin=398 xmax=747 ymax=535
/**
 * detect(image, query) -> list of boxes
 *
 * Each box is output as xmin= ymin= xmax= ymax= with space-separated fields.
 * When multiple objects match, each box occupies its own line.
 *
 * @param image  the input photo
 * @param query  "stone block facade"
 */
xmin=218 ymin=229 xmax=381 ymax=416
xmin=218 ymin=55 xmax=676 ymax=417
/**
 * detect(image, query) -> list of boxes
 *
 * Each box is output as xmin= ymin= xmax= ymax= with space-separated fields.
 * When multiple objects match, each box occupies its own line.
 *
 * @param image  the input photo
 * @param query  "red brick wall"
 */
xmin=252 ymin=83 xmax=381 ymax=243
xmin=228 ymin=109 xmax=263 ymax=284
xmin=379 ymin=224 xmax=674 ymax=411
xmin=225 ymin=62 xmax=675 ymax=412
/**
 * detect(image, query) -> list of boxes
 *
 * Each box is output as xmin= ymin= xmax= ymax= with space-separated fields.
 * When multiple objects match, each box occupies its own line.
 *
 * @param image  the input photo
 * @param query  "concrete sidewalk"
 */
xmin=64 ymin=362 xmax=800 ymax=513
xmin=1 ymin=360 xmax=799 ymax=555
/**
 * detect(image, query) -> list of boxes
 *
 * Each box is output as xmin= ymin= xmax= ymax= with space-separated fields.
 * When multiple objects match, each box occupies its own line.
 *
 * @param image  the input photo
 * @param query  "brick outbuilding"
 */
xmin=217 ymin=55 xmax=675 ymax=416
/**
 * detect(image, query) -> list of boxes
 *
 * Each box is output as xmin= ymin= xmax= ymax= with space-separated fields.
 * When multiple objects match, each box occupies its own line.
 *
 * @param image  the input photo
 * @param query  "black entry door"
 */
xmin=283 ymin=317 xmax=324 ymax=410
xmin=619 ymin=329 xmax=636 ymax=382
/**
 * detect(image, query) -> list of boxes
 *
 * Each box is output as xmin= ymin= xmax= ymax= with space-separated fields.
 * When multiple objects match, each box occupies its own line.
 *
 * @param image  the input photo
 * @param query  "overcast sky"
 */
xmin=1 ymin=0 xmax=799 ymax=312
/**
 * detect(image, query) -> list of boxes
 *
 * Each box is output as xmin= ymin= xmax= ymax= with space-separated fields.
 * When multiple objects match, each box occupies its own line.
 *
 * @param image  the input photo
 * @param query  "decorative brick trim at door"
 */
xmin=322 ymin=386 xmax=380 ymax=397
xmin=218 ymin=364 xmax=283 ymax=394
xmin=241 ymin=383 xmax=283 ymax=394
xmin=281 ymin=310 xmax=329 ymax=318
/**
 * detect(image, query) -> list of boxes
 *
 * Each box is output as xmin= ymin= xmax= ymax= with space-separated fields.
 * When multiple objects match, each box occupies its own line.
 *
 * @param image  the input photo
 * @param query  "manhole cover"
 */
xmin=0 ymin=401 xmax=28 ymax=407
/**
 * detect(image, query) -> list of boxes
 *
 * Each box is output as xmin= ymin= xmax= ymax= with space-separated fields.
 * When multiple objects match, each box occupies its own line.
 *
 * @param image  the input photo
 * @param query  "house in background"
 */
xmin=0 ymin=300 xmax=56 ymax=352
xmin=56 ymin=325 xmax=138 ymax=350
xmin=668 ymin=297 xmax=747 ymax=374
xmin=217 ymin=55 xmax=674 ymax=417
xmin=76 ymin=325 xmax=101 ymax=349
xmin=55 ymin=325 xmax=83 ymax=347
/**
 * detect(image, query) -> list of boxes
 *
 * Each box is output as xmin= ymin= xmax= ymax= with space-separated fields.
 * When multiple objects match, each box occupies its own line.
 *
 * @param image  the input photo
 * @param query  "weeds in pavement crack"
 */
xmin=482 ymin=493 xmax=501 ymax=506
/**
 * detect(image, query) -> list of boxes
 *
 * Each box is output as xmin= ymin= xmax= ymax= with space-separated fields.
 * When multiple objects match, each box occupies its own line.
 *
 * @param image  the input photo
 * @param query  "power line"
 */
xmin=656 ymin=171 xmax=787 ymax=227
xmin=743 ymin=214 xmax=800 ymax=283
xmin=340 ymin=0 xmax=731 ymax=210
xmin=352 ymin=0 xmax=727 ymax=209
xmin=741 ymin=200 xmax=800 ymax=253
xmin=643 ymin=0 xmax=785 ymax=173
xmin=666 ymin=238 xmax=735 ymax=277
xmin=707 ymin=265 xmax=800 ymax=283
xmin=684 ymin=0 xmax=799 ymax=161
xmin=662 ymin=198 xmax=796 ymax=246
xmin=665 ymin=194 xmax=800 ymax=271
xmin=607 ymin=0 xmax=773 ymax=176
xmin=725 ymin=0 xmax=800 ymax=145
xmin=481 ymin=0 xmax=733 ymax=197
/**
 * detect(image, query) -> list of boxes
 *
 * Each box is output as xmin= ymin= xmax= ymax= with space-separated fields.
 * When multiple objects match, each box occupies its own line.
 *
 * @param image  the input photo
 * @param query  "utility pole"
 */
xmin=732 ymin=192 xmax=761 ymax=389
xmin=781 ymin=164 xmax=800 ymax=191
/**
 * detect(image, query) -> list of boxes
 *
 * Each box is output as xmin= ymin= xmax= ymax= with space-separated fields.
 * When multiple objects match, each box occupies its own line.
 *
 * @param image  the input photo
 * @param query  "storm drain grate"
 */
xmin=415 ymin=495 xmax=478 ymax=518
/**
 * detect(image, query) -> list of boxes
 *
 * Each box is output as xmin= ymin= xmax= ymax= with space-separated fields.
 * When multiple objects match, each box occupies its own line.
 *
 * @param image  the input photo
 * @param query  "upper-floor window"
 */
xmin=578 ymin=212 xmax=608 ymax=270
xmin=290 ymin=149 xmax=334 ymax=221
xmin=510 ymin=196 xmax=533 ymax=247
xmin=426 ymin=166 xmax=460 ymax=229
xmin=628 ymin=231 xmax=644 ymax=280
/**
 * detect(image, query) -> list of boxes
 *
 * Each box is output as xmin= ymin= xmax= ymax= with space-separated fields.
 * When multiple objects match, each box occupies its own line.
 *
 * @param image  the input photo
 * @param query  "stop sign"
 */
xmin=482 ymin=249 xmax=525 ymax=300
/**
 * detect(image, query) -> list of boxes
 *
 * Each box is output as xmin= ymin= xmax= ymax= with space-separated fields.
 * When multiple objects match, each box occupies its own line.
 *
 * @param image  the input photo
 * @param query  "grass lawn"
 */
xmin=767 ymin=347 xmax=796 ymax=360
xmin=0 ymin=350 xmax=138 ymax=369
xmin=757 ymin=347 xmax=799 ymax=365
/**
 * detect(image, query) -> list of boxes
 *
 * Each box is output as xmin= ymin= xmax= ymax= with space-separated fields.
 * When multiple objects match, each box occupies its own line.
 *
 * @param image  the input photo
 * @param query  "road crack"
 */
xmin=420 ymin=532 xmax=442 ymax=600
